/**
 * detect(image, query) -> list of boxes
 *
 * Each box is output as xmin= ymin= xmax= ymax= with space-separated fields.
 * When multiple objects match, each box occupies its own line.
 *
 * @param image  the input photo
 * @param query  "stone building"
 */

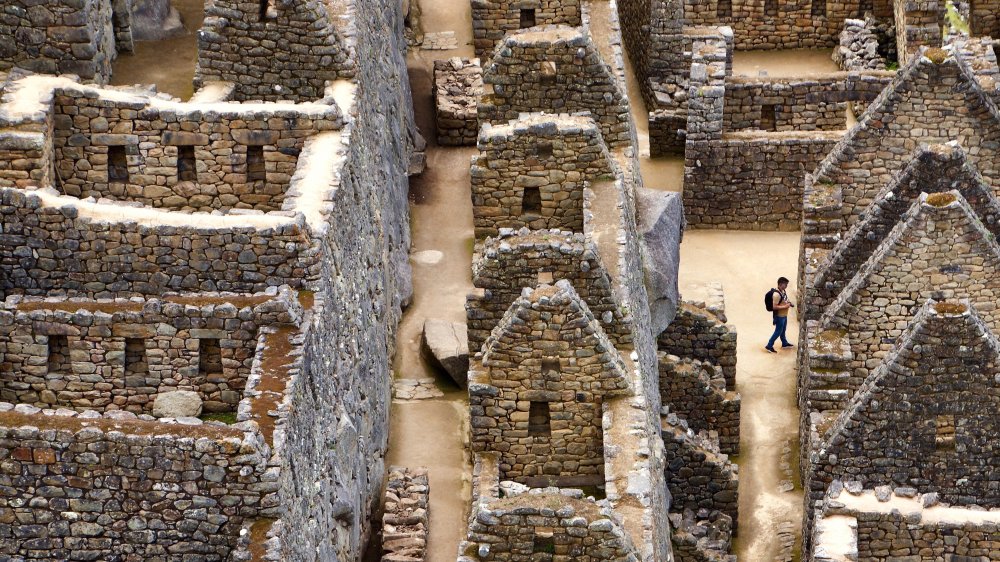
xmin=0 ymin=0 xmax=418 ymax=557
xmin=0 ymin=0 xmax=133 ymax=83
xmin=471 ymin=0 xmax=583 ymax=57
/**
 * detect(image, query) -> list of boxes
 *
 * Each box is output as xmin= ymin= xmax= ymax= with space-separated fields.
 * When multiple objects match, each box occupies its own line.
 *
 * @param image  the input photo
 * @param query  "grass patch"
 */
xmin=200 ymin=412 xmax=238 ymax=424
xmin=933 ymin=302 xmax=967 ymax=314
xmin=925 ymin=192 xmax=957 ymax=207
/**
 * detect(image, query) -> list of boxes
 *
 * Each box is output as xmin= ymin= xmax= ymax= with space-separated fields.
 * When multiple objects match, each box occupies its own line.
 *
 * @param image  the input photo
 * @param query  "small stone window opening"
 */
xmin=199 ymin=338 xmax=224 ymax=376
xmin=532 ymin=532 xmax=555 ymax=554
xmin=537 ymin=270 xmax=554 ymax=284
xmin=717 ymin=0 xmax=733 ymax=18
xmin=259 ymin=0 xmax=276 ymax=20
xmin=247 ymin=145 xmax=266 ymax=181
xmin=811 ymin=0 xmax=826 ymax=17
xmin=177 ymin=145 xmax=197 ymax=182
xmin=760 ymin=104 xmax=777 ymax=131
xmin=935 ymin=414 xmax=956 ymax=450
xmin=47 ymin=335 xmax=70 ymax=374
xmin=107 ymin=146 xmax=128 ymax=183
xmin=520 ymin=8 xmax=537 ymax=28
xmin=535 ymin=143 xmax=554 ymax=158
xmin=528 ymin=401 xmax=551 ymax=437
xmin=540 ymin=61 xmax=557 ymax=84
xmin=522 ymin=186 xmax=542 ymax=217
xmin=124 ymin=338 xmax=148 ymax=382
xmin=764 ymin=0 xmax=778 ymax=17
xmin=541 ymin=358 xmax=559 ymax=377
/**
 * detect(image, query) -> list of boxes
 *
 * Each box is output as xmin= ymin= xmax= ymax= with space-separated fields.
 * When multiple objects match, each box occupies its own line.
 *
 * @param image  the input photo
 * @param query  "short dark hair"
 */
xmin=777 ymin=276 xmax=789 ymax=285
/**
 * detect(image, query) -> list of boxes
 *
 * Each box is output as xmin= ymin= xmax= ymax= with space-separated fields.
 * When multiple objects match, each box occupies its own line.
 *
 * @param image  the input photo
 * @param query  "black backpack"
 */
xmin=765 ymin=288 xmax=777 ymax=312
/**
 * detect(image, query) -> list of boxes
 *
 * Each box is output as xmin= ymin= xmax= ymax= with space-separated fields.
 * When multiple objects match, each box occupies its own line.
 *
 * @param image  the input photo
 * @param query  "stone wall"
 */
xmin=196 ymin=0 xmax=355 ymax=101
xmin=658 ymin=354 xmax=740 ymax=455
xmin=657 ymin=302 xmax=737 ymax=390
xmin=811 ymin=486 xmax=1000 ymax=562
xmin=684 ymin=0 xmax=865 ymax=50
xmin=478 ymin=26 xmax=632 ymax=148
xmin=434 ymin=58 xmax=482 ymax=147
xmin=722 ymin=76 xmax=853 ymax=132
xmin=49 ymin=85 xmax=342 ymax=211
xmin=969 ymin=0 xmax=1000 ymax=39
xmin=471 ymin=0 xmax=583 ymax=57
xmin=469 ymin=282 xmax=631 ymax=487
xmin=833 ymin=18 xmax=887 ymax=71
xmin=0 ymin=0 xmax=129 ymax=83
xmin=662 ymin=415 xmax=739 ymax=526
xmin=467 ymin=229 xmax=629 ymax=353
xmin=0 ymin=291 xmax=295 ymax=414
xmin=0 ymin=188 xmax=315 ymax=297
xmin=458 ymin=493 xmax=642 ymax=562
xmin=381 ymin=466 xmax=429 ymax=562
xmin=894 ymin=0 xmax=943 ymax=64
xmin=0 ymin=404 xmax=269 ymax=560
xmin=471 ymin=114 xmax=614 ymax=238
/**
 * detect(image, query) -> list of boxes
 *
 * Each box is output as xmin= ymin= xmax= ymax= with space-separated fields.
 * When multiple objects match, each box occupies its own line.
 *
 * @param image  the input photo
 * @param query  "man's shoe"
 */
xmin=765 ymin=346 xmax=777 ymax=353
xmin=782 ymin=343 xmax=795 ymax=348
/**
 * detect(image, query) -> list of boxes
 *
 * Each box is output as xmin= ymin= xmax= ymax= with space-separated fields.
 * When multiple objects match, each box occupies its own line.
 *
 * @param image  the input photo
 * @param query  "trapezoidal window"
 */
xmin=540 ymin=61 xmax=557 ymax=84
xmin=717 ymin=0 xmax=733 ymax=18
xmin=520 ymin=8 xmax=537 ymax=28
xmin=47 ymin=335 xmax=70 ymax=374
xmin=177 ymin=145 xmax=197 ymax=182
xmin=124 ymin=338 xmax=148 ymax=381
xmin=760 ymin=104 xmax=777 ymax=131
xmin=764 ymin=0 xmax=778 ymax=17
xmin=107 ymin=145 xmax=128 ymax=183
xmin=199 ymin=338 xmax=223 ymax=376
xmin=528 ymin=401 xmax=551 ymax=437
xmin=534 ymin=143 xmax=554 ymax=158
xmin=532 ymin=533 xmax=555 ymax=554
xmin=811 ymin=0 xmax=826 ymax=17
xmin=522 ymin=186 xmax=542 ymax=217
xmin=935 ymin=414 xmax=956 ymax=451
xmin=247 ymin=145 xmax=266 ymax=181
xmin=259 ymin=0 xmax=276 ymax=20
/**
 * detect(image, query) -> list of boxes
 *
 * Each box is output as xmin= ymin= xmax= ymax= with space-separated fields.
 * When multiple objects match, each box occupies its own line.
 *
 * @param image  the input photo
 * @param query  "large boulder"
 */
xmin=636 ymin=188 xmax=685 ymax=336
xmin=421 ymin=319 xmax=469 ymax=388
xmin=130 ymin=0 xmax=186 ymax=41
xmin=153 ymin=390 xmax=204 ymax=418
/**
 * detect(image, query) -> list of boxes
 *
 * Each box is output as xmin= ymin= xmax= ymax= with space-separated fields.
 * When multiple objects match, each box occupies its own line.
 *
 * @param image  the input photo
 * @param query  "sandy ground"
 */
xmin=110 ymin=0 xmax=203 ymax=100
xmin=679 ymin=231 xmax=803 ymax=562
xmin=384 ymin=1 xmax=476 ymax=561
xmin=732 ymin=49 xmax=839 ymax=77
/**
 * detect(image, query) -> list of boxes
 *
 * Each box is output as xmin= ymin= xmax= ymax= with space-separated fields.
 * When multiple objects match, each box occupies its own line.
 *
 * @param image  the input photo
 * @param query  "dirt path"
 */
xmin=678 ymin=230 xmax=804 ymax=562
xmin=383 ymin=1 xmax=476 ymax=562
xmin=732 ymin=49 xmax=838 ymax=77
xmin=110 ymin=0 xmax=203 ymax=99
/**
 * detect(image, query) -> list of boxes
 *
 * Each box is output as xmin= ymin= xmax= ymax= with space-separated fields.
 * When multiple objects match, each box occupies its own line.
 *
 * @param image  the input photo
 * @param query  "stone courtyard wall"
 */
xmin=471 ymin=114 xmax=614 ymax=238
xmin=684 ymin=0 xmax=865 ymax=50
xmin=723 ymin=76 xmax=859 ymax=132
xmin=0 ymin=405 xmax=269 ymax=560
xmin=0 ymin=0 xmax=129 ymax=83
xmin=50 ymin=85 xmax=342 ymax=211
xmin=471 ymin=0 xmax=583 ymax=57
xmin=196 ymin=0 xmax=355 ymax=101
xmin=478 ymin=26 xmax=632 ymax=148
xmin=894 ymin=0 xmax=942 ymax=64
xmin=0 ymin=291 xmax=295 ymax=413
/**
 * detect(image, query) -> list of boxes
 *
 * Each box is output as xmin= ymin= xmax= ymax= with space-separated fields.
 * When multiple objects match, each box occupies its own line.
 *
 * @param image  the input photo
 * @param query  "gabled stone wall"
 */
xmin=471 ymin=114 xmax=614 ymax=238
xmin=657 ymin=302 xmax=737 ymax=390
xmin=478 ymin=26 xmax=632 ymax=148
xmin=662 ymin=415 xmax=739 ymax=527
xmin=195 ymin=0 xmax=355 ymax=101
xmin=658 ymin=354 xmax=740 ymax=455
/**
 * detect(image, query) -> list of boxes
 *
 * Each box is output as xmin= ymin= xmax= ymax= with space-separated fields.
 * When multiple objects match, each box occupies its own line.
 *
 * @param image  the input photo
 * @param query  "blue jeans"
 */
xmin=767 ymin=316 xmax=790 ymax=348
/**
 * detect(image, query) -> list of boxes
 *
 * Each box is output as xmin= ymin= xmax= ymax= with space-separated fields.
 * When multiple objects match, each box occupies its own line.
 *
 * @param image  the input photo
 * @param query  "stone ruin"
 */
xmin=798 ymin=48 xmax=1000 ymax=560
xmin=0 ymin=0 xmax=417 ymax=557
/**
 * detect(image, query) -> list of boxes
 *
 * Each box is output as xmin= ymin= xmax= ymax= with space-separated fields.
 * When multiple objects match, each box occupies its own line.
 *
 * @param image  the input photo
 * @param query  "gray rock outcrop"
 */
xmin=130 ymin=0 xmax=186 ymax=41
xmin=637 ymin=188 xmax=685 ymax=336
xmin=153 ymin=390 xmax=204 ymax=418
xmin=422 ymin=319 xmax=469 ymax=388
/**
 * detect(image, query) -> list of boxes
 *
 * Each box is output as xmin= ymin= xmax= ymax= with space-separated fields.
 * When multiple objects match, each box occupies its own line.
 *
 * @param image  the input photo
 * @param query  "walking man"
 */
xmin=765 ymin=276 xmax=794 ymax=353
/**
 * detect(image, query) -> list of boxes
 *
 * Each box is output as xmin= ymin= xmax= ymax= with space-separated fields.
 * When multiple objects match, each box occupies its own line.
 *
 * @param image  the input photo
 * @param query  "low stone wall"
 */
xmin=658 ymin=354 xmax=740 ymax=455
xmin=471 ymin=0 xmax=583 ymax=57
xmin=649 ymin=109 xmax=687 ymax=156
xmin=0 ymin=0 xmax=130 ymax=82
xmin=433 ymin=58 xmax=481 ymax=147
xmin=0 ymin=289 xmax=296 ymax=413
xmin=47 ymin=83 xmax=342 ymax=212
xmin=458 ymin=493 xmax=642 ymax=562
xmin=471 ymin=114 xmax=614 ymax=238
xmin=684 ymin=0 xmax=865 ymax=50
xmin=723 ymin=77 xmax=853 ymax=132
xmin=834 ymin=18 xmax=887 ymax=71
xmin=658 ymin=302 xmax=737 ymax=390
xmin=381 ymin=466 xmax=429 ymax=562
xmin=0 ymin=403 xmax=269 ymax=559
xmin=0 ymin=188 xmax=316 ymax=297
xmin=662 ymin=415 xmax=739 ymax=527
